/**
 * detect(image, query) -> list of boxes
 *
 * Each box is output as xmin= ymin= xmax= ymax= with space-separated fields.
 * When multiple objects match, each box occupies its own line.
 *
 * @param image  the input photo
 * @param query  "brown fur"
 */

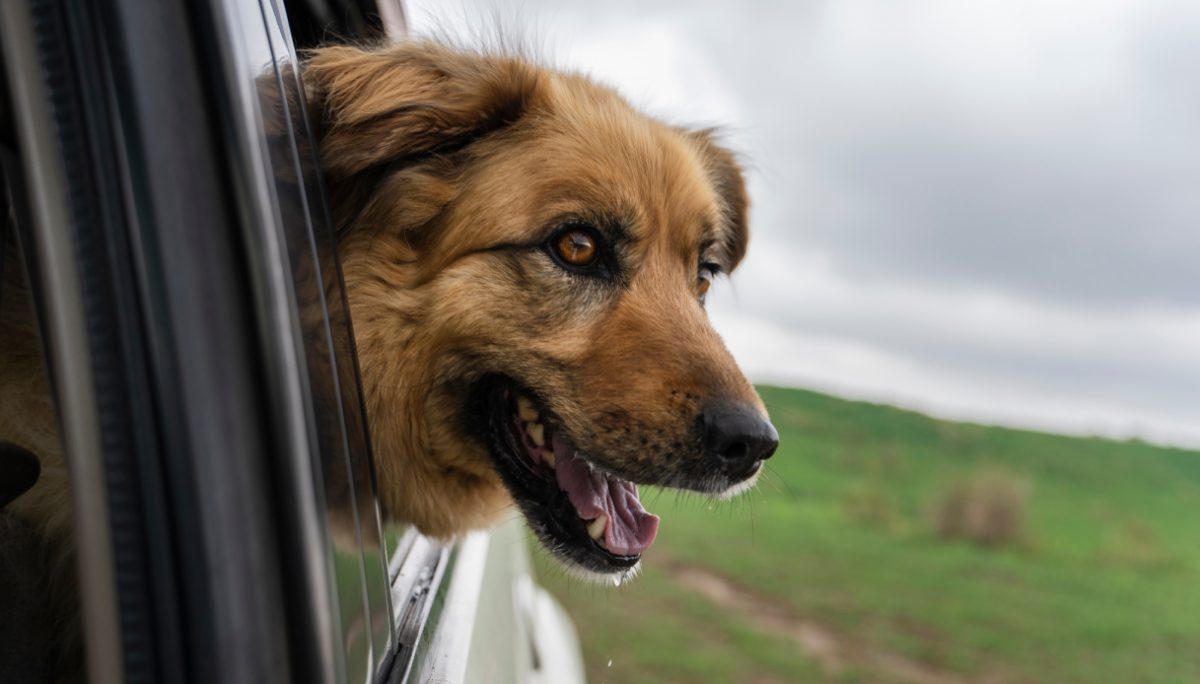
xmin=306 ymin=41 xmax=765 ymax=536
xmin=0 ymin=39 xmax=767 ymax=675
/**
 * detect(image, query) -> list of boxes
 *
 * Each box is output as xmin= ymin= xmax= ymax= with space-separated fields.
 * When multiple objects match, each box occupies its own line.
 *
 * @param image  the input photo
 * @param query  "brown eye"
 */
xmin=555 ymin=229 xmax=597 ymax=267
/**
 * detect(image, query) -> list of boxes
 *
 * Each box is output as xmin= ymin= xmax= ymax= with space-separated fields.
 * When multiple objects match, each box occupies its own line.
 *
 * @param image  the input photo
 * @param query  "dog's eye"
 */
xmin=555 ymin=228 xmax=597 ymax=266
xmin=548 ymin=225 xmax=604 ymax=273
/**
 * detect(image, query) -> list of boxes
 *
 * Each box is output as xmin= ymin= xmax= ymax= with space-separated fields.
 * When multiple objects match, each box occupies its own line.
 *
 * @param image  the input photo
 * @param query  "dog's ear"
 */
xmin=690 ymin=130 xmax=750 ymax=272
xmin=304 ymin=42 xmax=541 ymax=179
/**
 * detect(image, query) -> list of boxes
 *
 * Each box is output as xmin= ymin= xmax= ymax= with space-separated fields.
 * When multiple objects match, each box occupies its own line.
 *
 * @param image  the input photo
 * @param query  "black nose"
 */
xmin=700 ymin=404 xmax=779 ymax=466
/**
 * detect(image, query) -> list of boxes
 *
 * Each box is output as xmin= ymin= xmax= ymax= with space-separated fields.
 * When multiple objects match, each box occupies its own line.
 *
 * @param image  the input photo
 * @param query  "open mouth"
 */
xmin=481 ymin=381 xmax=660 ymax=575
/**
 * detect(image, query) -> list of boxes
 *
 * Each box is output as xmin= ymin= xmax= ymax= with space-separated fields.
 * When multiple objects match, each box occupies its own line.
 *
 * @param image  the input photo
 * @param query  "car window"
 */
xmin=220 ymin=0 xmax=396 ymax=680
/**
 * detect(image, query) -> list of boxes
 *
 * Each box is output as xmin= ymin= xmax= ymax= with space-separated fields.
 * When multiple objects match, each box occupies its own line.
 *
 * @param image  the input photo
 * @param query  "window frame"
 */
xmin=1 ymin=0 xmax=301 ymax=680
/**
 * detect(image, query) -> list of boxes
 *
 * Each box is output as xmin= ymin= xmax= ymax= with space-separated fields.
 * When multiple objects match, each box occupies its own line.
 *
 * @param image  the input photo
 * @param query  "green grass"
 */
xmin=535 ymin=385 xmax=1200 ymax=684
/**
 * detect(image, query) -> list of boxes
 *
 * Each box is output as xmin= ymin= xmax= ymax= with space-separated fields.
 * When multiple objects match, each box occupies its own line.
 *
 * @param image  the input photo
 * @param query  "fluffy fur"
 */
xmin=305 ymin=40 xmax=766 ymax=537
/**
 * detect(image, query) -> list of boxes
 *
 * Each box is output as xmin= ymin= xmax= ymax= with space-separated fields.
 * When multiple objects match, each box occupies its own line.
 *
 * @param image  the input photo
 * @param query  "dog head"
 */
xmin=307 ymin=41 xmax=778 ymax=578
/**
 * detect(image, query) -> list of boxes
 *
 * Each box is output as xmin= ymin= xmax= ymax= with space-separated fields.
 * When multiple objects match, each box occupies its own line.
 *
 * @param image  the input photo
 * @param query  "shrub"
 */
xmin=929 ymin=468 xmax=1032 ymax=548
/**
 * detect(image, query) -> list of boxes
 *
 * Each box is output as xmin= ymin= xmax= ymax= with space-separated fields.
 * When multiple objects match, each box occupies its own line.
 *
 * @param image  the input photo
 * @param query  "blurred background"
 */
xmin=407 ymin=2 xmax=1200 ymax=682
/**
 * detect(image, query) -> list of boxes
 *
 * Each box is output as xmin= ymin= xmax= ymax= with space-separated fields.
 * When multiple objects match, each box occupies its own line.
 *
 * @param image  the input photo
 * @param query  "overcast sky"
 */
xmin=404 ymin=0 xmax=1200 ymax=447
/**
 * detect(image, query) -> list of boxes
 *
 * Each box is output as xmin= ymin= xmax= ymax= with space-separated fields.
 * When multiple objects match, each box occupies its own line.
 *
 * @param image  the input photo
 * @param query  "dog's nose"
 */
xmin=700 ymin=404 xmax=779 ymax=466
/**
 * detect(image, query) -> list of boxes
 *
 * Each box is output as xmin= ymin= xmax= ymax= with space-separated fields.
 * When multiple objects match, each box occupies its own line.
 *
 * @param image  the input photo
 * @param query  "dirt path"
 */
xmin=662 ymin=557 xmax=1004 ymax=684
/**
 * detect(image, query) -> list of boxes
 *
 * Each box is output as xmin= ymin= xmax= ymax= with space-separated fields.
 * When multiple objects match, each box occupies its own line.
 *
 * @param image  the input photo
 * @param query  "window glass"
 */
xmin=262 ymin=0 xmax=396 ymax=674
xmin=225 ymin=1 xmax=396 ymax=679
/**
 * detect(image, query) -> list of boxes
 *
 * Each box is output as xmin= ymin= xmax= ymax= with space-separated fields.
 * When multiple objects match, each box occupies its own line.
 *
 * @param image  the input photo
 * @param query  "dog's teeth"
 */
xmin=587 ymin=515 xmax=607 ymax=541
xmin=528 ymin=422 xmax=545 ymax=446
xmin=544 ymin=449 xmax=556 ymax=468
xmin=516 ymin=396 xmax=538 ymax=422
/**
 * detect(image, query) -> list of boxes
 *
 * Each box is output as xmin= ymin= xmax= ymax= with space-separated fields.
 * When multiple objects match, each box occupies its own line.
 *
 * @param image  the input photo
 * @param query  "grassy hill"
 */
xmin=535 ymin=385 xmax=1200 ymax=684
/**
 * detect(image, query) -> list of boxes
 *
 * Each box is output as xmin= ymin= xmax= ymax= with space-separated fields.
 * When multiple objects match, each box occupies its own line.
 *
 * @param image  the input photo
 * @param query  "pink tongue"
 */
xmin=552 ymin=436 xmax=660 ymax=556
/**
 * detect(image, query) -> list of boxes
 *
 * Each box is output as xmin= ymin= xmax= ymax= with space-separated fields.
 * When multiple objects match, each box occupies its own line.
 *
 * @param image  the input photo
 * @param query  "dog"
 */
xmin=0 ymin=38 xmax=778 ymax=677
xmin=306 ymin=40 xmax=779 ymax=576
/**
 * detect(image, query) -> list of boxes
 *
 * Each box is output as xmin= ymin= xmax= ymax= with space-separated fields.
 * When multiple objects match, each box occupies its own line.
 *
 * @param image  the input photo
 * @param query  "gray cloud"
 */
xmin=682 ymin=0 xmax=1200 ymax=309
